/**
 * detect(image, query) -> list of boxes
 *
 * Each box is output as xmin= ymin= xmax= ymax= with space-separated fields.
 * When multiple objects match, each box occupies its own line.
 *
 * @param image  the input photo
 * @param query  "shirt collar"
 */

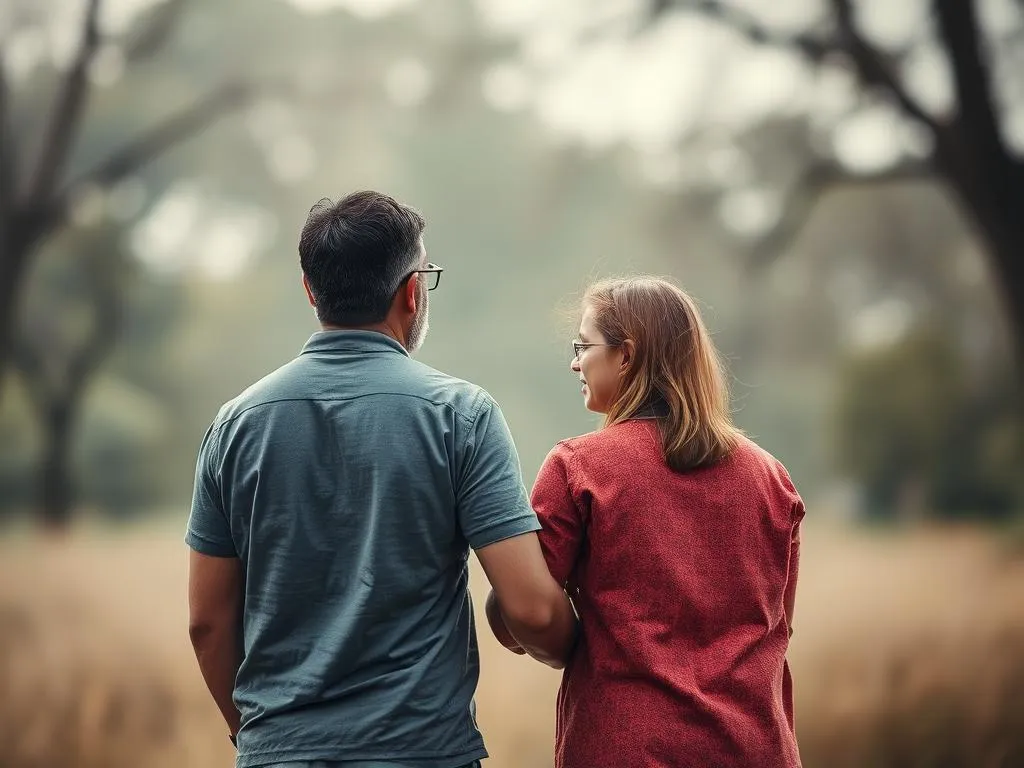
xmin=633 ymin=397 xmax=670 ymax=420
xmin=300 ymin=330 xmax=409 ymax=357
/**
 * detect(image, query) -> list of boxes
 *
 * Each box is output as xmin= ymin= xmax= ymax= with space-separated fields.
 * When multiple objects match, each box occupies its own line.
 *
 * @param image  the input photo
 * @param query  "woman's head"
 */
xmin=571 ymin=276 xmax=740 ymax=471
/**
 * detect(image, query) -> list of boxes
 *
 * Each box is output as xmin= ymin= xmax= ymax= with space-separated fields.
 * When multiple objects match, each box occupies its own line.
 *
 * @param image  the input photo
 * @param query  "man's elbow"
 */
xmin=188 ymin=615 xmax=228 ymax=649
xmin=188 ymin=618 xmax=209 ymax=648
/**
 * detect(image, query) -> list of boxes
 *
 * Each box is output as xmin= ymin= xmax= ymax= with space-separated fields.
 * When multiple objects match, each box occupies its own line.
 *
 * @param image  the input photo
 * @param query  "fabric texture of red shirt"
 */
xmin=532 ymin=419 xmax=804 ymax=768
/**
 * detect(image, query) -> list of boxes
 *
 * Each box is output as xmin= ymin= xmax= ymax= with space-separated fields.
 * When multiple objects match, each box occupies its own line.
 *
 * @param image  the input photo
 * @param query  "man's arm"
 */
xmin=476 ymin=532 xmax=578 ymax=669
xmin=188 ymin=550 xmax=244 ymax=736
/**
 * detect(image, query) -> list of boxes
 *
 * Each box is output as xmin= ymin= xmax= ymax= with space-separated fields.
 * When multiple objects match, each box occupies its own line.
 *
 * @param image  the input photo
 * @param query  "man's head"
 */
xmin=299 ymin=191 xmax=433 ymax=351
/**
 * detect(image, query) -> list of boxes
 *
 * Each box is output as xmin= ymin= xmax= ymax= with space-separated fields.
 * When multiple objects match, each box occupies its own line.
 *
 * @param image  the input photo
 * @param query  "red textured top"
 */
xmin=532 ymin=419 xmax=804 ymax=768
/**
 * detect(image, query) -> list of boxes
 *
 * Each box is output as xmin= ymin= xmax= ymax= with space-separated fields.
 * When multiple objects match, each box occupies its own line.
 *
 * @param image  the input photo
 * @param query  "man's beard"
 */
xmin=406 ymin=282 xmax=429 ymax=353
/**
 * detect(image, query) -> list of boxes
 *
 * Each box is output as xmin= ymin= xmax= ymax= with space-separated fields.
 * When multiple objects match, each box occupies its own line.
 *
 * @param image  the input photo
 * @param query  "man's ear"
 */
xmin=403 ymin=274 xmax=419 ymax=314
xmin=302 ymin=273 xmax=316 ymax=308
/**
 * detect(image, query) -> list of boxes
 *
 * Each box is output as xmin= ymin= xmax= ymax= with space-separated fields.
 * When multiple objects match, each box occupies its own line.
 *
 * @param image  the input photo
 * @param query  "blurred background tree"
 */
xmin=5 ymin=223 xmax=186 ymax=525
xmin=835 ymin=325 xmax=1021 ymax=521
xmin=0 ymin=0 xmax=1021 ymax=527
xmin=490 ymin=0 xmax=1024 ymax=360
xmin=474 ymin=0 xmax=1024 ymax=519
xmin=2 ymin=4 xmax=1024 ymax=768
xmin=0 ymin=0 xmax=255 ymax=526
xmin=0 ymin=0 xmax=250 ymax=376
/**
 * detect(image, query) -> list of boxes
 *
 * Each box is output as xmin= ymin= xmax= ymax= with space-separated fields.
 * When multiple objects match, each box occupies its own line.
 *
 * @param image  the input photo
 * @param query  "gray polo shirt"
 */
xmin=186 ymin=331 xmax=540 ymax=768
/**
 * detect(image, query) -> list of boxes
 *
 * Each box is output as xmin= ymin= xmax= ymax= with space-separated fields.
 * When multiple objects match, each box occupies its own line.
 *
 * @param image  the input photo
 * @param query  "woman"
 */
xmin=489 ymin=276 xmax=804 ymax=767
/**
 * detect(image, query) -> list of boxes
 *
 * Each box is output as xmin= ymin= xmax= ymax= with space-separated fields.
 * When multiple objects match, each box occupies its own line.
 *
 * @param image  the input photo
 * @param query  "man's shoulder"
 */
xmin=399 ymin=358 xmax=492 ymax=422
xmin=209 ymin=359 xmax=305 ymax=430
xmin=208 ymin=355 xmax=495 ymax=430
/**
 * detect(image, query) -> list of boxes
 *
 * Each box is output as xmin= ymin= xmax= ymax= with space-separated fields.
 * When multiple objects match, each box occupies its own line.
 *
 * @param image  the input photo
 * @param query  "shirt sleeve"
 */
xmin=185 ymin=423 xmax=237 ymax=558
xmin=456 ymin=393 xmax=541 ymax=550
xmin=784 ymin=497 xmax=805 ymax=632
xmin=531 ymin=443 xmax=584 ymax=589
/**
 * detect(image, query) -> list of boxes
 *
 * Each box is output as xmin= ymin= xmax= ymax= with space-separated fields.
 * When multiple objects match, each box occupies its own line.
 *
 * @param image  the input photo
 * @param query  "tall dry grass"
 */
xmin=1 ymin=521 xmax=1023 ymax=767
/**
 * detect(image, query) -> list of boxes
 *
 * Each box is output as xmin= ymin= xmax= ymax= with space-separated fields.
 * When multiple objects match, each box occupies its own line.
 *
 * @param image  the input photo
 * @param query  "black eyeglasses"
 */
xmin=409 ymin=263 xmax=444 ymax=291
xmin=395 ymin=262 xmax=444 ymax=295
xmin=572 ymin=340 xmax=615 ymax=359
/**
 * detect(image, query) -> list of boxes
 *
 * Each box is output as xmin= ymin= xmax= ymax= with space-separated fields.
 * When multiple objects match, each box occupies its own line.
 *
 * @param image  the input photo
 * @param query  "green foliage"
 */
xmin=76 ymin=375 xmax=173 ymax=518
xmin=0 ymin=220 xmax=186 ymax=518
xmin=834 ymin=327 xmax=1022 ymax=520
xmin=0 ymin=378 xmax=38 ymax=517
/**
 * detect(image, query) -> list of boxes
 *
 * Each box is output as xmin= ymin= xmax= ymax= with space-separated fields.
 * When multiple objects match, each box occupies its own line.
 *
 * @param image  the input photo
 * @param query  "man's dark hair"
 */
xmin=299 ymin=191 xmax=426 ymax=325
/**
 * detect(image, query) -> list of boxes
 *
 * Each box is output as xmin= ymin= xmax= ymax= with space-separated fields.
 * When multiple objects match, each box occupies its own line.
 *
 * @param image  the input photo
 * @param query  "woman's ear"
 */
xmin=619 ymin=339 xmax=635 ymax=372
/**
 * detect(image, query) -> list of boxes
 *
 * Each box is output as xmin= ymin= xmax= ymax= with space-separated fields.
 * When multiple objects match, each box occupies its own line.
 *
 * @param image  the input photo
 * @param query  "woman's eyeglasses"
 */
xmin=571 ymin=340 xmax=615 ymax=359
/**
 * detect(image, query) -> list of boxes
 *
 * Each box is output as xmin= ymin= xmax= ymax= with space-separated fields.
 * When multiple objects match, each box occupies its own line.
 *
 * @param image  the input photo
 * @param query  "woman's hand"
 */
xmin=484 ymin=589 xmax=526 ymax=654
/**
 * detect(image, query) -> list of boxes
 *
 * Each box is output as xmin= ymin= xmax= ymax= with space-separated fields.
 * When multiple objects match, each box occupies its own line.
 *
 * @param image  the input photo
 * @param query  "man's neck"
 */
xmin=319 ymin=322 xmax=407 ymax=349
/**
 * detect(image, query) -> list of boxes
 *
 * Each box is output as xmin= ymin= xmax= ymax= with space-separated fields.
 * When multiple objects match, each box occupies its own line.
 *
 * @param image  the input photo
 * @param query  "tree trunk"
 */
xmin=38 ymin=400 xmax=77 ymax=530
xmin=953 ymin=181 xmax=1024 ymax=372
xmin=0 ymin=228 xmax=34 ymax=389
xmin=992 ymin=236 xmax=1024 ymax=371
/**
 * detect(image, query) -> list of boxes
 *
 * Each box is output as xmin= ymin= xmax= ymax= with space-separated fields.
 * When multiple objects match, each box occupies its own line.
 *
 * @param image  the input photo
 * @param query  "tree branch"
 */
xmin=653 ymin=0 xmax=833 ymax=62
xmin=41 ymin=81 xmax=252 ymax=233
xmin=123 ymin=0 xmax=188 ymax=64
xmin=25 ymin=0 xmax=103 ymax=206
xmin=73 ymin=81 xmax=249 ymax=188
xmin=666 ymin=0 xmax=951 ymax=146
xmin=828 ymin=0 xmax=938 ymax=129
xmin=749 ymin=159 xmax=937 ymax=270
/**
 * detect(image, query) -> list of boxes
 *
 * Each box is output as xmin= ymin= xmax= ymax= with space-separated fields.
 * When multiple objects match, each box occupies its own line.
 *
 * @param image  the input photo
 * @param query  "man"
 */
xmin=187 ymin=190 xmax=578 ymax=768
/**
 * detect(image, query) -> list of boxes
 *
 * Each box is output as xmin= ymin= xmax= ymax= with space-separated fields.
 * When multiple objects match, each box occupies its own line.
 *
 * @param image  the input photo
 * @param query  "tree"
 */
xmin=0 ymin=0 xmax=259 ymax=526
xmin=834 ymin=324 xmax=1022 ymax=520
xmin=14 ymin=226 xmax=126 ymax=527
xmin=0 ymin=0 xmax=250 ymax=386
xmin=484 ymin=0 xmax=1024 ymax=364
xmin=0 ymin=0 xmax=265 ymax=524
xmin=688 ymin=0 xmax=1024 ymax=359
xmin=1 ymin=0 xmax=488 ymax=525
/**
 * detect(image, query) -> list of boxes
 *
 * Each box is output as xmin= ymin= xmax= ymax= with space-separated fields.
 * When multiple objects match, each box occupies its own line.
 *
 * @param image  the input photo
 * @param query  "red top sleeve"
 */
xmin=531 ymin=443 xmax=585 ymax=590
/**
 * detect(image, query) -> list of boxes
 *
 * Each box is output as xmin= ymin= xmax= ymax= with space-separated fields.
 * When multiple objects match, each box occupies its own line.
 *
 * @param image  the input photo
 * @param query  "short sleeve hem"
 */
xmin=468 ymin=513 xmax=542 ymax=550
xmin=185 ymin=529 xmax=237 ymax=558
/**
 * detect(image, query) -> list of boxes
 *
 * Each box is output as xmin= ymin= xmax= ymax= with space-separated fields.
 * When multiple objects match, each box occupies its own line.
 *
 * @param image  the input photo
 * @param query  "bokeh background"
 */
xmin=2 ymin=0 xmax=1024 ymax=766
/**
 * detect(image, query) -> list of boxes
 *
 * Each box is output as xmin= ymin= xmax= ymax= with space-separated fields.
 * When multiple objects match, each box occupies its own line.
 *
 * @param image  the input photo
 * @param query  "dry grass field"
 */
xmin=1 ymin=520 xmax=1023 ymax=768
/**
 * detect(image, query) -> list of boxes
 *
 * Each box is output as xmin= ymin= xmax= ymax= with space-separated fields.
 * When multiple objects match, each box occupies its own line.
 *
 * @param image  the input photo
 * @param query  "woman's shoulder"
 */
xmin=542 ymin=430 xmax=597 ymax=468
xmin=726 ymin=435 xmax=800 ymax=496
xmin=554 ymin=420 xmax=655 ymax=452
xmin=536 ymin=424 xmax=655 ymax=494
xmin=543 ymin=422 xmax=660 ymax=476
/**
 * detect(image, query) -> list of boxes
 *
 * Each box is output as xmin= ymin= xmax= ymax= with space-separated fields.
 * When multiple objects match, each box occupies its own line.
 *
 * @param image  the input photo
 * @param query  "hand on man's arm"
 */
xmin=188 ymin=549 xmax=244 ymax=737
xmin=476 ymin=532 xmax=578 ymax=669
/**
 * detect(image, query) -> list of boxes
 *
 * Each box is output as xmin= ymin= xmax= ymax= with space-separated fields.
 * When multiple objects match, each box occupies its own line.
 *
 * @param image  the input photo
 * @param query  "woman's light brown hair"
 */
xmin=584 ymin=276 xmax=741 ymax=471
